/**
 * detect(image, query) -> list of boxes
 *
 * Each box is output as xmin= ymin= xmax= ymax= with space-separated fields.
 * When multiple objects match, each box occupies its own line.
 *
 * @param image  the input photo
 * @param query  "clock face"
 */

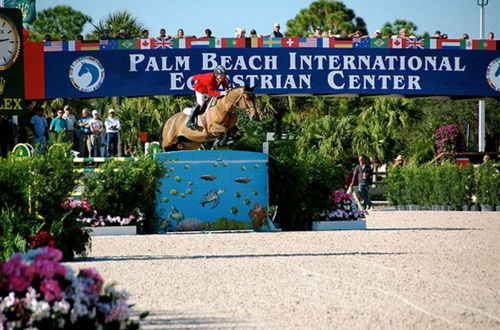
xmin=0 ymin=15 xmax=21 ymax=71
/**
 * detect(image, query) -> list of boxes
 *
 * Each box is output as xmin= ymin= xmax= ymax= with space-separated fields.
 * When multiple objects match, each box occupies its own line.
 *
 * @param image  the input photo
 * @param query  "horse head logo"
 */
xmin=69 ymin=56 xmax=105 ymax=93
xmin=486 ymin=58 xmax=500 ymax=92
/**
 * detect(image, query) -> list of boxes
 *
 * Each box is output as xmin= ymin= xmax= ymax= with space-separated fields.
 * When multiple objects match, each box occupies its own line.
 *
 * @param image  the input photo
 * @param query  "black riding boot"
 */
xmin=186 ymin=104 xmax=201 ymax=130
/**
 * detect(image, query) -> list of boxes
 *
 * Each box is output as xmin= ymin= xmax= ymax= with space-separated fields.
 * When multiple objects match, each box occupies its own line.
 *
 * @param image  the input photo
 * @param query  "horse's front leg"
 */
xmin=227 ymin=125 xmax=244 ymax=141
xmin=208 ymin=122 xmax=228 ymax=137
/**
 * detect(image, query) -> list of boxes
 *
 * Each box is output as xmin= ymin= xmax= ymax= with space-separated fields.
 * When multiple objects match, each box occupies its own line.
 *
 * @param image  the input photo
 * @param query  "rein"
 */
xmin=224 ymin=88 xmax=256 ymax=114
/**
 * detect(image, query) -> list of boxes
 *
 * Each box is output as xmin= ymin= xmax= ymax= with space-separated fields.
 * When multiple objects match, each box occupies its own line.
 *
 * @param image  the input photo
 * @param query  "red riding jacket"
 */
xmin=192 ymin=72 xmax=229 ymax=97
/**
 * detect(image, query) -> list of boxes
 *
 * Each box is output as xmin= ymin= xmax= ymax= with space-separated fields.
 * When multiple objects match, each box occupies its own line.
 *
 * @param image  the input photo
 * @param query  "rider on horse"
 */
xmin=186 ymin=65 xmax=230 ymax=130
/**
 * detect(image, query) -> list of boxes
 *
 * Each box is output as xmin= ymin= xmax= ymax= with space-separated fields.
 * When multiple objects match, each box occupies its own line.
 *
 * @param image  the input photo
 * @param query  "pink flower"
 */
xmin=40 ymin=279 xmax=62 ymax=302
xmin=3 ymin=255 xmax=35 ymax=292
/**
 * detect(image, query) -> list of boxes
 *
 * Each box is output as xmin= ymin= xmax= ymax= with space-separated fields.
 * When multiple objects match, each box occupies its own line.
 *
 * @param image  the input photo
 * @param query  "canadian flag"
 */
xmin=138 ymin=38 xmax=153 ymax=49
xmin=390 ymin=37 xmax=404 ymax=49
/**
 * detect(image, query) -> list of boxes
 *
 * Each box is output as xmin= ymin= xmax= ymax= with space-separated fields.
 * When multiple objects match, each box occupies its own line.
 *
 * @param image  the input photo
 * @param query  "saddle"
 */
xmin=182 ymin=97 xmax=218 ymax=116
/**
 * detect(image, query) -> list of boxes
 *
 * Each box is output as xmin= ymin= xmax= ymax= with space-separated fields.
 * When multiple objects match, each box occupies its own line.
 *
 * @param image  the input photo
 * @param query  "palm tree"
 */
xmin=88 ymin=10 xmax=146 ymax=39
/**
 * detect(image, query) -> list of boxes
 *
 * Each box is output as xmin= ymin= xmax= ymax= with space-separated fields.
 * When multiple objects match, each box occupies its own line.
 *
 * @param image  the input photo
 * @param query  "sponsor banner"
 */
xmin=34 ymin=47 xmax=500 ymax=99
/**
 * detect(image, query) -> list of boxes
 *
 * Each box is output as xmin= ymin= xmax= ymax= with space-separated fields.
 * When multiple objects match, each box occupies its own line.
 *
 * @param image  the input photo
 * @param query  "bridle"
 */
xmin=225 ymin=88 xmax=257 ymax=116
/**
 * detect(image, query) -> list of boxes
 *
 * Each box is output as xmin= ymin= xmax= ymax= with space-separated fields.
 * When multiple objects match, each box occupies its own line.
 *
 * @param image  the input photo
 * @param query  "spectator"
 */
xmin=329 ymin=29 xmax=341 ymax=38
xmin=441 ymin=33 xmax=448 ymax=39
xmin=205 ymin=29 xmax=213 ymax=38
xmin=117 ymin=29 xmax=128 ymax=39
xmin=350 ymin=154 xmax=373 ymax=210
xmin=250 ymin=29 xmax=258 ymax=37
xmin=372 ymin=30 xmax=382 ymax=38
xmin=44 ymin=34 xmax=51 ymax=41
xmin=235 ymin=27 xmax=246 ymax=38
xmin=77 ymin=34 xmax=84 ymax=41
xmin=270 ymin=23 xmax=283 ymax=37
xmin=460 ymin=33 xmax=470 ymax=40
xmin=62 ymin=105 xmax=77 ymax=147
xmin=393 ymin=154 xmax=405 ymax=168
xmin=348 ymin=30 xmax=366 ymax=39
xmin=87 ymin=110 xmax=103 ymax=157
xmin=158 ymin=28 xmax=170 ymax=38
xmin=30 ymin=108 xmax=48 ymax=153
xmin=49 ymin=109 xmax=67 ymax=141
xmin=432 ymin=30 xmax=441 ymax=39
xmin=100 ymin=29 xmax=111 ymax=40
xmin=104 ymin=109 xmax=121 ymax=157
xmin=77 ymin=108 xmax=92 ymax=157
xmin=141 ymin=29 xmax=149 ymax=39
xmin=488 ymin=32 xmax=495 ymax=40
xmin=313 ymin=27 xmax=322 ymax=38
xmin=482 ymin=154 xmax=490 ymax=163
xmin=344 ymin=162 xmax=362 ymax=209
xmin=61 ymin=34 xmax=67 ymax=41
xmin=0 ymin=116 xmax=15 ymax=158
xmin=174 ymin=28 xmax=185 ymax=39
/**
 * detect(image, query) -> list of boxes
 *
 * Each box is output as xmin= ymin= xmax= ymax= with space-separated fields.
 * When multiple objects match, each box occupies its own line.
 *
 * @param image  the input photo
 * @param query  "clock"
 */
xmin=0 ymin=14 xmax=21 ymax=71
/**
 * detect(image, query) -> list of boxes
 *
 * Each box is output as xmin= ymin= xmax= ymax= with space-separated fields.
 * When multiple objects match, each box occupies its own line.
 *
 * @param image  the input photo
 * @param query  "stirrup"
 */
xmin=186 ymin=121 xmax=198 ymax=130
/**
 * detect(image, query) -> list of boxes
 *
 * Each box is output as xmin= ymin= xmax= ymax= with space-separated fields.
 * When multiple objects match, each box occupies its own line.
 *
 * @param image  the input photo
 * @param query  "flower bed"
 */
xmin=0 ymin=247 xmax=146 ymax=329
xmin=316 ymin=191 xmax=368 ymax=222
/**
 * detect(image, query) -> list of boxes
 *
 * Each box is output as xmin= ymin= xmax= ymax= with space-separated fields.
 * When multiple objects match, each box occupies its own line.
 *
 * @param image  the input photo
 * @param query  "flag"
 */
xmin=249 ymin=37 xmax=263 ymax=48
xmin=173 ymin=38 xmax=188 ymax=49
xmin=332 ymin=39 xmax=352 ymax=48
xmin=137 ymin=38 xmax=153 ymax=49
xmin=405 ymin=38 xmax=425 ymax=49
xmin=118 ymin=39 xmax=137 ymax=50
xmin=438 ymin=39 xmax=462 ymax=49
xmin=352 ymin=38 xmax=369 ymax=48
xmin=221 ymin=38 xmax=235 ymax=48
xmin=460 ymin=39 xmax=473 ymax=50
xmin=43 ymin=41 xmax=62 ymax=52
xmin=389 ymin=38 xmax=404 ymax=49
xmin=188 ymin=37 xmax=214 ymax=48
xmin=5 ymin=0 xmax=36 ymax=23
xmin=99 ymin=39 xmax=118 ymax=50
xmin=298 ymin=37 xmax=317 ymax=48
xmin=370 ymin=38 xmax=388 ymax=49
xmin=154 ymin=38 xmax=173 ymax=49
xmin=234 ymin=37 xmax=246 ymax=48
xmin=62 ymin=41 xmax=77 ymax=52
xmin=472 ymin=40 xmax=496 ymax=50
xmin=318 ymin=37 xmax=332 ymax=48
xmin=79 ymin=40 xmax=100 ymax=51
xmin=281 ymin=37 xmax=299 ymax=48
xmin=263 ymin=37 xmax=281 ymax=48
xmin=424 ymin=38 xmax=438 ymax=49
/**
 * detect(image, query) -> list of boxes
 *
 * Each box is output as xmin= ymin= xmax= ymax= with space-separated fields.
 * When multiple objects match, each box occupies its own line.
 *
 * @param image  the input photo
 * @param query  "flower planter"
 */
xmin=312 ymin=220 xmax=366 ymax=231
xmin=86 ymin=226 xmax=137 ymax=236
xmin=480 ymin=204 xmax=494 ymax=212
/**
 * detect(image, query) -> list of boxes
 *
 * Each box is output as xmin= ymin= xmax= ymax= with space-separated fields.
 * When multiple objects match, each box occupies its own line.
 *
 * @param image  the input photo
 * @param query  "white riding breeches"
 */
xmin=195 ymin=91 xmax=209 ymax=106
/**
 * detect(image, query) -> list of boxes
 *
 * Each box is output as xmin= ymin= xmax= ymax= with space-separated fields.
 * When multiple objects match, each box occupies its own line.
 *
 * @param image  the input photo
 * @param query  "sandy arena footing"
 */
xmin=69 ymin=211 xmax=500 ymax=329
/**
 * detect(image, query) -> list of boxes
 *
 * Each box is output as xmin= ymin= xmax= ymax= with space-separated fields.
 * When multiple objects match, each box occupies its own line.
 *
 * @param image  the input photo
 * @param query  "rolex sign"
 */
xmin=0 ymin=8 xmax=25 ymax=115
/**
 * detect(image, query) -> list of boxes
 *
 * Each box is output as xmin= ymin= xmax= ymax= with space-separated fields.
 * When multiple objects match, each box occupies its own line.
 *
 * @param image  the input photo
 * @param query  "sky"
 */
xmin=37 ymin=0 xmax=499 ymax=39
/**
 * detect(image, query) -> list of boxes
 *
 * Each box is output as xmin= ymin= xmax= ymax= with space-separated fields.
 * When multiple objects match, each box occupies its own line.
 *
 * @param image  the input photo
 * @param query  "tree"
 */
xmin=285 ymin=0 xmax=367 ymax=37
xmin=27 ymin=5 xmax=92 ymax=41
xmin=88 ymin=10 xmax=145 ymax=40
xmin=380 ymin=19 xmax=418 ymax=38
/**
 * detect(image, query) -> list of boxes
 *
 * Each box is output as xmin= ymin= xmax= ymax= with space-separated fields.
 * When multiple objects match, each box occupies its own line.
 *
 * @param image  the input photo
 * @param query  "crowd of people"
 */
xmin=30 ymin=106 xmax=121 ymax=157
xmin=41 ymin=22 xmax=496 ymax=43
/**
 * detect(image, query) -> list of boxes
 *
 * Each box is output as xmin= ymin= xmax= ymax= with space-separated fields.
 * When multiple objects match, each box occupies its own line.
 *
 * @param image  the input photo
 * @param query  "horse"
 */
xmin=159 ymin=86 xmax=259 ymax=151
xmin=77 ymin=62 xmax=99 ymax=87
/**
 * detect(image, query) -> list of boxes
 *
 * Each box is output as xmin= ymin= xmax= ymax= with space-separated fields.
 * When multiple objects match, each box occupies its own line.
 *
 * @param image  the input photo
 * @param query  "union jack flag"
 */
xmin=154 ymin=37 xmax=173 ymax=49
xmin=405 ymin=38 xmax=425 ymax=49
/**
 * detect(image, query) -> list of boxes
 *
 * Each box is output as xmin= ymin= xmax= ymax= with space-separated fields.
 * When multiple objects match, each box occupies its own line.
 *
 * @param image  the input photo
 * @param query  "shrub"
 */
xmin=84 ymin=155 xmax=166 ymax=234
xmin=475 ymin=162 xmax=500 ymax=206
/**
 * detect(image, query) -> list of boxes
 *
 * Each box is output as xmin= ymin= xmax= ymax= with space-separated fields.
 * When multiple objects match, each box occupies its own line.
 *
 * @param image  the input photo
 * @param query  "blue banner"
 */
xmin=44 ymin=48 xmax=500 ymax=98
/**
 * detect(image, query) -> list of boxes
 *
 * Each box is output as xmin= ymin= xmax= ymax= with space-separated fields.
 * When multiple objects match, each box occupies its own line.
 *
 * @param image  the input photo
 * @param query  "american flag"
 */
xmin=154 ymin=37 xmax=173 ymax=49
xmin=405 ymin=38 xmax=425 ymax=49
xmin=44 ymin=41 xmax=63 ymax=52
xmin=298 ymin=37 xmax=317 ymax=48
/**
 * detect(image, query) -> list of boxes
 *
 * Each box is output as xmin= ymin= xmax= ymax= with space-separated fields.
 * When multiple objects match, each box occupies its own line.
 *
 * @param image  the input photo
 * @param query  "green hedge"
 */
xmin=386 ymin=162 xmax=499 ymax=207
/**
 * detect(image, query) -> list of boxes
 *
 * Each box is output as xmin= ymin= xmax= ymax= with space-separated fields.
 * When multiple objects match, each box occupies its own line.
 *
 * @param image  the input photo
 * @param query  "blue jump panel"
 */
xmin=155 ymin=151 xmax=269 ymax=232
